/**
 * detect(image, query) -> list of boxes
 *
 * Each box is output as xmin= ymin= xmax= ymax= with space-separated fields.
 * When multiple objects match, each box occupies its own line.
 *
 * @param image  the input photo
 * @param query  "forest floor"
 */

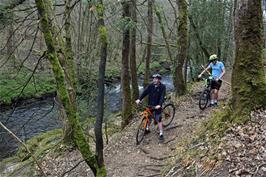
xmin=37 ymin=73 xmax=232 ymax=177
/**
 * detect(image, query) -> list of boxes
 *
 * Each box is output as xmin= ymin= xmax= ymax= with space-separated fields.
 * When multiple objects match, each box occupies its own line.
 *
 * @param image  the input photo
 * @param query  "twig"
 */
xmin=60 ymin=160 xmax=85 ymax=177
xmin=139 ymin=147 xmax=150 ymax=154
xmin=17 ymin=25 xmax=40 ymax=74
xmin=189 ymin=142 xmax=205 ymax=149
xmin=163 ymin=136 xmax=177 ymax=144
xmin=144 ymin=173 xmax=161 ymax=177
xmin=0 ymin=121 xmax=47 ymax=177
xmin=5 ymin=52 xmax=46 ymax=124
xmin=143 ymin=164 xmax=166 ymax=168
xmin=164 ymin=124 xmax=182 ymax=131
xmin=148 ymin=155 xmax=175 ymax=161
xmin=145 ymin=167 xmax=161 ymax=172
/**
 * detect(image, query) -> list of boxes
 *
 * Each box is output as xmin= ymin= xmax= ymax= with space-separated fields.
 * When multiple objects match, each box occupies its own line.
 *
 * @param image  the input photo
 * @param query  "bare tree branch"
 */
xmin=0 ymin=121 xmax=47 ymax=177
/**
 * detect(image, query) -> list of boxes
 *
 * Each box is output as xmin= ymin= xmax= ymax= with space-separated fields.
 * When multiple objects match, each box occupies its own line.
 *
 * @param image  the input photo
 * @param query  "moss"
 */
xmin=16 ymin=129 xmax=62 ymax=161
xmin=0 ymin=70 xmax=55 ymax=105
xmin=105 ymin=67 xmax=120 ymax=78
xmin=0 ymin=155 xmax=37 ymax=177
xmin=96 ymin=166 xmax=107 ymax=177
xmin=197 ymin=106 xmax=232 ymax=139
xmin=98 ymin=26 xmax=108 ymax=43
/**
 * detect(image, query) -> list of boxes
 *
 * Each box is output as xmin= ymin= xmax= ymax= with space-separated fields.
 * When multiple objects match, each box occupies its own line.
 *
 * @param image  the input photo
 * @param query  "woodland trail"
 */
xmin=103 ymin=80 xmax=230 ymax=177
xmin=40 ymin=74 xmax=231 ymax=177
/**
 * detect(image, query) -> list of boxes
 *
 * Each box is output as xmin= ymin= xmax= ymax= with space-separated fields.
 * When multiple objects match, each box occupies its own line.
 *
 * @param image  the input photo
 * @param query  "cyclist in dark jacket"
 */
xmin=136 ymin=73 xmax=166 ymax=142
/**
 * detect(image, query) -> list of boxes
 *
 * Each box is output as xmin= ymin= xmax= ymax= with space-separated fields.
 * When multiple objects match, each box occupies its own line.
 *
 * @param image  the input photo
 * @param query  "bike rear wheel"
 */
xmin=136 ymin=118 xmax=147 ymax=145
xmin=199 ymin=89 xmax=210 ymax=110
xmin=162 ymin=103 xmax=175 ymax=127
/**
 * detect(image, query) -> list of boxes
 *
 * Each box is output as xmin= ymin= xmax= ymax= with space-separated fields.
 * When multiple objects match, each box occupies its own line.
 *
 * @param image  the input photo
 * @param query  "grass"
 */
xmin=0 ymin=69 xmax=55 ymax=105
xmin=0 ymin=129 xmax=62 ymax=177
xmin=16 ymin=129 xmax=62 ymax=161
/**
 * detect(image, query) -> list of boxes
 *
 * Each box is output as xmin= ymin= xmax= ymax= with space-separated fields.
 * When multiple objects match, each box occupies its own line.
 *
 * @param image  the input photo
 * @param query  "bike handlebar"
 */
xmin=136 ymin=103 xmax=157 ymax=110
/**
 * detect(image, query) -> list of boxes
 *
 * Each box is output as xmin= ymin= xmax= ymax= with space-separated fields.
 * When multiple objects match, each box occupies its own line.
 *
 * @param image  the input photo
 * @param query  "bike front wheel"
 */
xmin=136 ymin=118 xmax=147 ymax=145
xmin=162 ymin=103 xmax=175 ymax=127
xmin=199 ymin=89 xmax=210 ymax=110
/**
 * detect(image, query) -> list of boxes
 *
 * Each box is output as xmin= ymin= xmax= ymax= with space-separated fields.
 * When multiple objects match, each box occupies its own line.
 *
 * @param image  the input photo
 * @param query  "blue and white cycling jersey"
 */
xmin=208 ymin=61 xmax=225 ymax=79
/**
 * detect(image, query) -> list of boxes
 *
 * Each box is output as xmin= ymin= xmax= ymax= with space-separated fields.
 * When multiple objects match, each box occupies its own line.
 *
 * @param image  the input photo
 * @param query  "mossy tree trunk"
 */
xmin=121 ymin=1 xmax=132 ymax=128
xmin=62 ymin=0 xmax=77 ymax=145
xmin=35 ymin=0 xmax=105 ymax=176
xmin=232 ymin=0 xmax=266 ymax=120
xmin=173 ymin=0 xmax=188 ymax=96
xmin=130 ymin=0 xmax=139 ymax=101
xmin=144 ymin=0 xmax=154 ymax=87
xmin=94 ymin=0 xmax=107 ymax=175
xmin=39 ymin=0 xmax=76 ymax=145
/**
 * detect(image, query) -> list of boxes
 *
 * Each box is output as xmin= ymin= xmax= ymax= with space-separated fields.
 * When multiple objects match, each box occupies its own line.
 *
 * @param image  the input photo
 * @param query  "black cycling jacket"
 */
xmin=139 ymin=83 xmax=166 ymax=109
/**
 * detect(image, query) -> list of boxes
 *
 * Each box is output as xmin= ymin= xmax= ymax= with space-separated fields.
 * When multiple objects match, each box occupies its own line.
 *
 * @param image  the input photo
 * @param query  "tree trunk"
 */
xmin=77 ymin=0 xmax=82 ymax=77
xmin=155 ymin=5 xmax=173 ymax=62
xmin=35 ymin=0 xmax=104 ymax=175
xmin=63 ymin=0 xmax=77 ymax=145
xmin=94 ymin=0 xmax=107 ymax=175
xmin=222 ymin=0 xmax=234 ymax=65
xmin=188 ymin=16 xmax=210 ymax=59
xmin=121 ymin=1 xmax=132 ymax=128
xmin=232 ymin=0 xmax=266 ymax=120
xmin=130 ymin=0 xmax=139 ymax=101
xmin=144 ymin=0 xmax=154 ymax=87
xmin=262 ymin=0 xmax=266 ymax=47
xmin=173 ymin=0 xmax=188 ymax=96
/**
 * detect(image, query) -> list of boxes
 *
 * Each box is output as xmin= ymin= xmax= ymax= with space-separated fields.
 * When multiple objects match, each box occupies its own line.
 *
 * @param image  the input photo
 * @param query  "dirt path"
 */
xmin=103 ymin=80 xmax=230 ymax=177
xmin=38 ymin=77 xmax=231 ymax=177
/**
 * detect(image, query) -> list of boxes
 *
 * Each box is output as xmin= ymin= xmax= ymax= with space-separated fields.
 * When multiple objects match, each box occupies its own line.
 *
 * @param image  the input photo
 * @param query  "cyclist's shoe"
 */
xmin=145 ymin=127 xmax=150 ymax=134
xmin=214 ymin=102 xmax=218 ymax=107
xmin=209 ymin=103 xmax=215 ymax=107
xmin=159 ymin=134 xmax=164 ymax=143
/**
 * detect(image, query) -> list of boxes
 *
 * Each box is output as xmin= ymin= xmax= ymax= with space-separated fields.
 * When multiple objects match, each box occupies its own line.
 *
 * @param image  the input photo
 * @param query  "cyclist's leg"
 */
xmin=213 ymin=89 xmax=218 ymax=103
xmin=214 ymin=80 xmax=222 ymax=104
xmin=145 ymin=114 xmax=152 ymax=132
xmin=154 ymin=111 xmax=163 ymax=140
xmin=210 ymin=80 xmax=216 ymax=105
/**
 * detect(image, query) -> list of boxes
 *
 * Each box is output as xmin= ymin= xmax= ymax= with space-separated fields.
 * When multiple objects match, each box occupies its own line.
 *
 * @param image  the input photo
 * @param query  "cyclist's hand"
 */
xmin=198 ymin=74 xmax=202 ymax=78
xmin=215 ymin=78 xmax=219 ymax=81
xmin=136 ymin=99 xmax=141 ymax=105
xmin=155 ymin=105 xmax=161 ymax=109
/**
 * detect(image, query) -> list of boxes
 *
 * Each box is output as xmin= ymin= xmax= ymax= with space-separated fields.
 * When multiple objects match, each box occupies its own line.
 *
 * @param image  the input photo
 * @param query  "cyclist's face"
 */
xmin=212 ymin=59 xmax=217 ymax=64
xmin=153 ymin=77 xmax=160 ymax=85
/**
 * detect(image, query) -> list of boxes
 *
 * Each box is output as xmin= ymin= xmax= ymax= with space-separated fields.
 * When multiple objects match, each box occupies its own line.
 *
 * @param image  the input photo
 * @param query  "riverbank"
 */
xmin=0 ymin=69 xmax=56 ymax=107
xmin=0 ymin=92 xmax=56 ymax=112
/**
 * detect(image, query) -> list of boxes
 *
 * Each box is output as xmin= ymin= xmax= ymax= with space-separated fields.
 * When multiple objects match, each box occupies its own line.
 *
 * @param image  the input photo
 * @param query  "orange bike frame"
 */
xmin=142 ymin=107 xmax=154 ymax=129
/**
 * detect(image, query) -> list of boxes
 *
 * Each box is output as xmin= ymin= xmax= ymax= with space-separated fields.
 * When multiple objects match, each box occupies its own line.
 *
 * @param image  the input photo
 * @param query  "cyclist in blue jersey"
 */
xmin=198 ymin=54 xmax=226 ymax=106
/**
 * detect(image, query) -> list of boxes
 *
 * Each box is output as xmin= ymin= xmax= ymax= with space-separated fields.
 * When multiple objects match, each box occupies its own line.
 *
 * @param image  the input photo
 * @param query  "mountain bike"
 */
xmin=136 ymin=103 xmax=175 ymax=145
xmin=198 ymin=76 xmax=213 ymax=110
